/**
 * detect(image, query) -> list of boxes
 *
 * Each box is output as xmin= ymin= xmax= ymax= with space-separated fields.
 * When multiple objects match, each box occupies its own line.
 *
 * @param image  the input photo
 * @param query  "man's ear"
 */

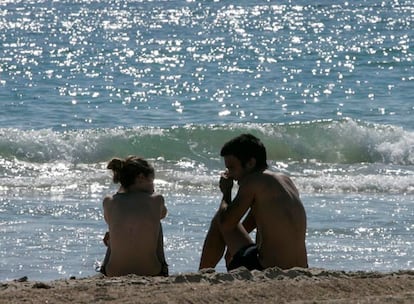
xmin=246 ymin=158 xmax=256 ymax=170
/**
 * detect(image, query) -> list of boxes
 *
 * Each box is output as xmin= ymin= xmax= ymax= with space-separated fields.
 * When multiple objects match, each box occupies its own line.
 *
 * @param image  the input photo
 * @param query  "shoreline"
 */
xmin=1 ymin=268 xmax=413 ymax=303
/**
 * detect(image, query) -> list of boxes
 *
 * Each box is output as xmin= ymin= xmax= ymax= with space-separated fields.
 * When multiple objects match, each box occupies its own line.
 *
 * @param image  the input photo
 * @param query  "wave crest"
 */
xmin=0 ymin=119 xmax=413 ymax=165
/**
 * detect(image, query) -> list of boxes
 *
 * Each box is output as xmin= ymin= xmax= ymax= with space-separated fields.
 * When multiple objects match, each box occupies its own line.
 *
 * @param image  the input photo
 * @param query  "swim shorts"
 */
xmin=227 ymin=244 xmax=264 ymax=271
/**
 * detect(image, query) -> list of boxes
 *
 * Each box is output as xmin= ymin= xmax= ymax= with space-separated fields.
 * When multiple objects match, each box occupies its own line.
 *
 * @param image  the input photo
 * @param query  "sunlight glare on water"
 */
xmin=0 ymin=1 xmax=413 ymax=129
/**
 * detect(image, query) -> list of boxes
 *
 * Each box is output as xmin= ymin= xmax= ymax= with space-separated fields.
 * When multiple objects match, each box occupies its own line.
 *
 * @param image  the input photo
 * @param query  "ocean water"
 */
xmin=0 ymin=0 xmax=413 ymax=281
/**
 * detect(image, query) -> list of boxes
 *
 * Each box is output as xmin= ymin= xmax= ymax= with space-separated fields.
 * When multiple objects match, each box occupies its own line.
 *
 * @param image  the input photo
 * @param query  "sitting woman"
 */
xmin=100 ymin=156 xmax=168 ymax=277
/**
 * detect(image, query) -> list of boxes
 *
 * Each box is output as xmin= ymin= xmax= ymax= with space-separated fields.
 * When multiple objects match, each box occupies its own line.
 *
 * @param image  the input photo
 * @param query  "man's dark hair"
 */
xmin=220 ymin=133 xmax=268 ymax=170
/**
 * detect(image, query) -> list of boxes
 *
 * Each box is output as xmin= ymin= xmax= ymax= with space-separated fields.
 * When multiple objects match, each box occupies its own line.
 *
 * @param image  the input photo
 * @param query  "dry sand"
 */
xmin=1 ymin=267 xmax=413 ymax=303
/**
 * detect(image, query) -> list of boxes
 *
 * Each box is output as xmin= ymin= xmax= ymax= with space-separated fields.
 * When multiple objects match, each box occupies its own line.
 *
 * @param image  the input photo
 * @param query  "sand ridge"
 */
xmin=1 ymin=267 xmax=414 ymax=303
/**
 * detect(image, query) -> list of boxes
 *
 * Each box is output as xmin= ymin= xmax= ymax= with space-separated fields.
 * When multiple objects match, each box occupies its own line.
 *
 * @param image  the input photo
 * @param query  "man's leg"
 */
xmin=199 ymin=212 xmax=253 ymax=270
xmin=199 ymin=212 xmax=226 ymax=269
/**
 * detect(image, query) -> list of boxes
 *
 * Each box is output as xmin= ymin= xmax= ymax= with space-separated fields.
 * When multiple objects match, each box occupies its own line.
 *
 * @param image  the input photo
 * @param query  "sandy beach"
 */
xmin=1 ymin=267 xmax=413 ymax=304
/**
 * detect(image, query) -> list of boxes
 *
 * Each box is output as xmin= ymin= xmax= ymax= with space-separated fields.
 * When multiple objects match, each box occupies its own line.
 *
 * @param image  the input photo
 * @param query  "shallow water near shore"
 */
xmin=1 ymin=189 xmax=412 ymax=281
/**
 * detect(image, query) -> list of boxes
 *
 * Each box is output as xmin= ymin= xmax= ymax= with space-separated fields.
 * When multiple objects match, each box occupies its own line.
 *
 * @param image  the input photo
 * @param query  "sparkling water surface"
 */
xmin=0 ymin=0 xmax=413 ymax=129
xmin=0 ymin=0 xmax=413 ymax=281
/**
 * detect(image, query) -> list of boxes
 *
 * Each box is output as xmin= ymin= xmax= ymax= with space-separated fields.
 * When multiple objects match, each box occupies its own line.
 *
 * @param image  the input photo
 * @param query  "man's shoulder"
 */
xmin=263 ymin=171 xmax=293 ymax=182
xmin=151 ymin=192 xmax=164 ymax=198
xmin=246 ymin=170 xmax=286 ymax=182
xmin=151 ymin=193 xmax=165 ymax=204
xmin=263 ymin=169 xmax=286 ymax=176
xmin=243 ymin=171 xmax=294 ymax=194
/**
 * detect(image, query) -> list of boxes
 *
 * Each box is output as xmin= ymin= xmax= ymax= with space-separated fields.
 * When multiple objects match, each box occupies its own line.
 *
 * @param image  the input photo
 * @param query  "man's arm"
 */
xmin=242 ymin=210 xmax=256 ymax=233
xmin=218 ymin=179 xmax=255 ymax=231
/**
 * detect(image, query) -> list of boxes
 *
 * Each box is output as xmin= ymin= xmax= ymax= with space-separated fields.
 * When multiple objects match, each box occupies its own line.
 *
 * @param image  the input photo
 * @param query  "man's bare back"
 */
xmin=239 ymin=171 xmax=308 ymax=269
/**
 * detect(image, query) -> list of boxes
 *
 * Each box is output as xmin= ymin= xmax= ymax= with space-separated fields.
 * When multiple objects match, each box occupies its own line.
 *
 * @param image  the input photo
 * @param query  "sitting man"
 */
xmin=199 ymin=134 xmax=308 ymax=271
